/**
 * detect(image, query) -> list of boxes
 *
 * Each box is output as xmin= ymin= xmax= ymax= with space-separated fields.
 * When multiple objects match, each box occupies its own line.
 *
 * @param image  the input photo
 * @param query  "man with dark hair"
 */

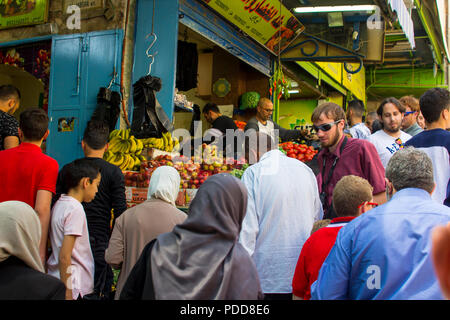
xmin=400 ymin=95 xmax=423 ymax=136
xmin=55 ymin=120 xmax=127 ymax=299
xmin=346 ymin=99 xmax=371 ymax=139
xmin=202 ymin=102 xmax=238 ymax=156
xmin=292 ymin=175 xmax=375 ymax=300
xmin=311 ymin=102 xmax=386 ymax=219
xmin=311 ymin=147 xmax=450 ymax=300
xmin=405 ymin=87 xmax=450 ymax=207
xmin=0 ymin=108 xmax=59 ymax=265
xmin=0 ymin=84 xmax=21 ymax=150
xmin=367 ymin=97 xmax=411 ymax=168
xmin=202 ymin=102 xmax=237 ymax=134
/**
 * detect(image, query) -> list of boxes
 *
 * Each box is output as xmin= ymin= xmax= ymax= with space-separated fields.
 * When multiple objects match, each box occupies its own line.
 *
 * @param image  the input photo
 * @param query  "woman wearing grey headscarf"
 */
xmin=105 ymin=166 xmax=187 ymax=299
xmin=0 ymin=201 xmax=65 ymax=300
xmin=120 ymin=173 xmax=263 ymax=300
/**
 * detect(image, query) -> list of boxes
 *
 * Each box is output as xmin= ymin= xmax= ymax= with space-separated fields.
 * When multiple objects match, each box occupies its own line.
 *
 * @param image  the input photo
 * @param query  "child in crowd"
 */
xmin=47 ymin=159 xmax=101 ymax=300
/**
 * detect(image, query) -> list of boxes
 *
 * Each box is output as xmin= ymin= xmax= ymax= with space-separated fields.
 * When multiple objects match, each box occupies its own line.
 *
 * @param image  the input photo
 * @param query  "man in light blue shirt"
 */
xmin=311 ymin=147 xmax=450 ymax=300
xmin=346 ymin=99 xmax=371 ymax=140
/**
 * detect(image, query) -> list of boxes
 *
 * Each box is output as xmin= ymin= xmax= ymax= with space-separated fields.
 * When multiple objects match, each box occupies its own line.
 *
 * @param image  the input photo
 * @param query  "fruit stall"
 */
xmin=104 ymin=129 xmax=318 ymax=211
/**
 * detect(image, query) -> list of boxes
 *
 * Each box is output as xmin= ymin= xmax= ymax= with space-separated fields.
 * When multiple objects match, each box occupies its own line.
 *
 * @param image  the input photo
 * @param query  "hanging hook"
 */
xmin=107 ymin=71 xmax=118 ymax=89
xmin=145 ymin=33 xmax=158 ymax=75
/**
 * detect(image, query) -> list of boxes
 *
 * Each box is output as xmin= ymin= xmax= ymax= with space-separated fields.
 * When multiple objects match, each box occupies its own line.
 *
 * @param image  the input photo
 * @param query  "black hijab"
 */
xmin=150 ymin=173 xmax=263 ymax=300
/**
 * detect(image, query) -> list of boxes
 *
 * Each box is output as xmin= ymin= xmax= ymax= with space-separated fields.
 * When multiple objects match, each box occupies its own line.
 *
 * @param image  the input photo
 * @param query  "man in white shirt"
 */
xmin=367 ymin=97 xmax=411 ymax=168
xmin=346 ymin=99 xmax=371 ymax=139
xmin=244 ymin=98 xmax=304 ymax=143
xmin=239 ymin=132 xmax=323 ymax=300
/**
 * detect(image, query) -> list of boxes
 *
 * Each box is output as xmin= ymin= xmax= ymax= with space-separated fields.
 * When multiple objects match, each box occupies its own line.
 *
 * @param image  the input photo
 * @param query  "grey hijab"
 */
xmin=150 ymin=173 xmax=263 ymax=300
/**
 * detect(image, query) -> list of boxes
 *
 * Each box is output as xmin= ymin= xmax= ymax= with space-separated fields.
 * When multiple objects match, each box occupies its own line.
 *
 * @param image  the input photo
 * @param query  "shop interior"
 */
xmin=173 ymin=23 xmax=270 ymax=136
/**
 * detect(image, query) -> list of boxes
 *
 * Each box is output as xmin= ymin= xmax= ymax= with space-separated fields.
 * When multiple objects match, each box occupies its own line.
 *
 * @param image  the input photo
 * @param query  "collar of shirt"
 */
xmin=330 ymin=216 xmax=356 ymax=224
xmin=390 ymin=187 xmax=432 ymax=202
xmin=322 ymin=135 xmax=347 ymax=159
xmin=259 ymin=149 xmax=285 ymax=162
xmin=18 ymin=142 xmax=43 ymax=153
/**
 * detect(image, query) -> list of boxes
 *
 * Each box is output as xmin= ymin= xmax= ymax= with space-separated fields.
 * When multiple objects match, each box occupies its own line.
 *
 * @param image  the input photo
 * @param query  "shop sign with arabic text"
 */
xmin=200 ymin=0 xmax=304 ymax=55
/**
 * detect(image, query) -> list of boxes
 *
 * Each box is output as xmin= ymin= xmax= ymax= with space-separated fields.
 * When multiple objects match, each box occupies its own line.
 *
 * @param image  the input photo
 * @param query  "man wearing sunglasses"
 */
xmin=311 ymin=147 xmax=450 ymax=300
xmin=367 ymin=97 xmax=412 ymax=168
xmin=400 ymin=95 xmax=424 ymax=137
xmin=311 ymin=102 xmax=386 ymax=219
xmin=244 ymin=97 xmax=304 ymax=143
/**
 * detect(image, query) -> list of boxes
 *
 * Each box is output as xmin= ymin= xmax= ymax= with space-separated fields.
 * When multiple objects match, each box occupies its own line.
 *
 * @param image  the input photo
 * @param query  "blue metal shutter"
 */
xmin=47 ymin=30 xmax=123 ymax=168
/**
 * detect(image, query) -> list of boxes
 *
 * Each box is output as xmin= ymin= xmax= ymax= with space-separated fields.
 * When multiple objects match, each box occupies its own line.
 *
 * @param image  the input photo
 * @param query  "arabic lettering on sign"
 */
xmin=201 ymin=0 xmax=304 ymax=55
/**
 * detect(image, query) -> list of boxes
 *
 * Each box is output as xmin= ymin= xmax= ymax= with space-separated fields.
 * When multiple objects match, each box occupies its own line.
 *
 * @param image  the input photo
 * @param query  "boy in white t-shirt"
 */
xmin=367 ymin=97 xmax=412 ymax=168
xmin=47 ymin=158 xmax=101 ymax=300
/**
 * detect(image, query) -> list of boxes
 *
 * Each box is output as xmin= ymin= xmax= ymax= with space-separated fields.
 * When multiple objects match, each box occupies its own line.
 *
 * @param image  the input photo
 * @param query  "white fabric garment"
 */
xmin=349 ymin=122 xmax=371 ymax=140
xmin=147 ymin=166 xmax=180 ymax=206
xmin=257 ymin=120 xmax=276 ymax=143
xmin=367 ymin=129 xmax=411 ymax=168
xmin=239 ymin=149 xmax=323 ymax=293
xmin=47 ymin=195 xmax=94 ymax=299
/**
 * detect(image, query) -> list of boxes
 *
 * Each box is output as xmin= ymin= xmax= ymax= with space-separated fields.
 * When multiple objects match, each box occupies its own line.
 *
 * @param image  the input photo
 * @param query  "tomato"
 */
xmin=298 ymin=147 xmax=306 ymax=154
xmin=297 ymin=154 xmax=305 ymax=161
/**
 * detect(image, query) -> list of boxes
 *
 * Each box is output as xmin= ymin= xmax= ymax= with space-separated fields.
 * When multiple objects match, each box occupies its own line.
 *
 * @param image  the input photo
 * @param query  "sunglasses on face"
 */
xmin=312 ymin=120 xmax=342 ymax=133
xmin=357 ymin=201 xmax=378 ymax=209
xmin=404 ymin=111 xmax=416 ymax=116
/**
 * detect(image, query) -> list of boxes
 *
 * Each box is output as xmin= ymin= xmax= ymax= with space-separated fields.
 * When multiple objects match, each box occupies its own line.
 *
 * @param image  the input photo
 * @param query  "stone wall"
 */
xmin=0 ymin=0 xmax=127 ymax=42
xmin=0 ymin=0 xmax=137 ymax=128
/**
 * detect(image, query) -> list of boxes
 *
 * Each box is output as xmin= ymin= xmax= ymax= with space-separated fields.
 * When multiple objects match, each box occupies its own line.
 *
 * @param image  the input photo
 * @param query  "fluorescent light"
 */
xmin=288 ymin=89 xmax=300 ymax=94
xmin=293 ymin=5 xmax=378 ymax=13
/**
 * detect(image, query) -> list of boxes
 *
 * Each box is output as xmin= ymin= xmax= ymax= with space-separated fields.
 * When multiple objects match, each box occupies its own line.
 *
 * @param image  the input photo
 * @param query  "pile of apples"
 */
xmin=280 ymin=142 xmax=318 ymax=163
xmin=124 ymin=154 xmax=247 ymax=189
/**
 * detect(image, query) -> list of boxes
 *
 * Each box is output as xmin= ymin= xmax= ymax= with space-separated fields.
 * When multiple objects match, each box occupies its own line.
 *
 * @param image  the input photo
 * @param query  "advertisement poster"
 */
xmin=0 ymin=0 xmax=48 ymax=30
xmin=200 ymin=0 xmax=304 ymax=55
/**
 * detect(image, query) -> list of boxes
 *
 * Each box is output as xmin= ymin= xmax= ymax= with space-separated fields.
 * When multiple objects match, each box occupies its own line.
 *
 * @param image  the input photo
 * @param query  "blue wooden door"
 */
xmin=47 ymin=30 xmax=123 ymax=168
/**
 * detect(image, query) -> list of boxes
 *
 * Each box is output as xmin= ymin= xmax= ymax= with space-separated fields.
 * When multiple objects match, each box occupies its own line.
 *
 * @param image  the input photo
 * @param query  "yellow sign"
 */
xmin=200 ymin=0 xmax=304 ymax=55
xmin=0 ymin=0 xmax=48 ymax=30
xmin=343 ymin=63 xmax=365 ymax=101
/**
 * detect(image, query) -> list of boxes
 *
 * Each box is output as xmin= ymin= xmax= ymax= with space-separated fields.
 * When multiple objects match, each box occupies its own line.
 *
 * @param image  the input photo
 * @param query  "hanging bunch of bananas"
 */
xmin=104 ymin=129 xmax=146 ymax=171
xmin=140 ymin=131 xmax=179 ymax=152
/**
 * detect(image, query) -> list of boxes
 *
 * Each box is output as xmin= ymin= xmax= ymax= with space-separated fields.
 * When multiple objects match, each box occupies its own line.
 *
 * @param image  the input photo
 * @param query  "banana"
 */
xmin=129 ymin=137 xmax=137 ymax=153
xmin=136 ymin=139 xmax=143 ymax=152
xmin=109 ymin=129 xmax=120 ymax=141
xmin=108 ymin=137 xmax=122 ymax=153
xmin=127 ymin=154 xmax=135 ymax=170
xmin=139 ymin=154 xmax=147 ymax=162
xmin=110 ymin=153 xmax=124 ymax=166
xmin=124 ymin=129 xmax=130 ymax=140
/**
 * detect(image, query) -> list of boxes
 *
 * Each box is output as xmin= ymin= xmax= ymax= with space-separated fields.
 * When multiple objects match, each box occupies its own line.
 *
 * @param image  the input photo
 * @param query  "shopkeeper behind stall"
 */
xmin=244 ymin=97 xmax=304 ymax=143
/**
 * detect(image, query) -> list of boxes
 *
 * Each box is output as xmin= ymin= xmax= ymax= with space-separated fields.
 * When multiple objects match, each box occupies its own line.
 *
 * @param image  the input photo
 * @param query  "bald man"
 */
xmin=244 ymin=97 xmax=304 ymax=143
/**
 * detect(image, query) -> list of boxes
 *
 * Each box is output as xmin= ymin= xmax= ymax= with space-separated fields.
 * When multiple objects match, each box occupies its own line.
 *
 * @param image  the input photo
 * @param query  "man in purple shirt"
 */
xmin=312 ymin=102 xmax=386 ymax=219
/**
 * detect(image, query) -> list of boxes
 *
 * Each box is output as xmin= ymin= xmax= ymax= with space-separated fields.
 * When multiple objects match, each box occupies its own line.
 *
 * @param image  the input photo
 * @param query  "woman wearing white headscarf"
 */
xmin=105 ymin=166 xmax=187 ymax=299
xmin=120 ymin=173 xmax=264 ymax=300
xmin=0 ymin=201 xmax=65 ymax=300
